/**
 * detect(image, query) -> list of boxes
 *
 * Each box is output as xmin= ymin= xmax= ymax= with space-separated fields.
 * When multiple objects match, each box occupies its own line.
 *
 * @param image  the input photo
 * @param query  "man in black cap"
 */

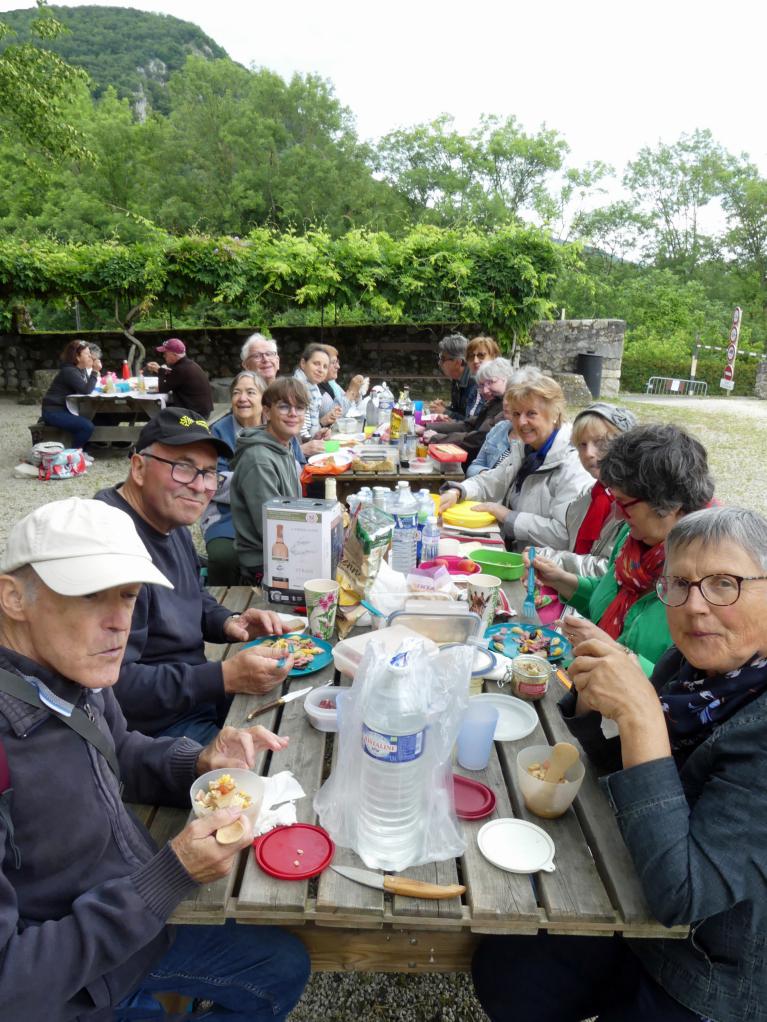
xmin=146 ymin=338 xmax=214 ymax=418
xmin=95 ymin=407 xmax=294 ymax=742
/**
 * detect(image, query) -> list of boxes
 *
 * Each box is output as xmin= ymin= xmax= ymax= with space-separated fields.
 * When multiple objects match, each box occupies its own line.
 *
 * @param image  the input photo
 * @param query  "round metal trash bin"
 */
xmin=576 ymin=351 xmax=603 ymax=398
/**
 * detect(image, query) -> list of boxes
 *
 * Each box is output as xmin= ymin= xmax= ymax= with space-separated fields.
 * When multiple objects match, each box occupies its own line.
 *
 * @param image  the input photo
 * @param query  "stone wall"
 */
xmin=0 ymin=319 xmax=625 ymax=401
xmin=524 ymin=319 xmax=626 ymax=398
xmin=756 ymin=360 xmax=767 ymax=400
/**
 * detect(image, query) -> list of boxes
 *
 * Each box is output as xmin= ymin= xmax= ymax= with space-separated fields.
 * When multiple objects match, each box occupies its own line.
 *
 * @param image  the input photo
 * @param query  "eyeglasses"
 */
xmin=478 ymin=378 xmax=501 ymax=390
xmin=656 ymin=573 xmax=767 ymax=607
xmin=607 ymin=491 xmax=643 ymax=514
xmin=274 ymin=402 xmax=306 ymax=416
xmin=141 ymin=452 xmax=222 ymax=490
xmin=246 ymin=351 xmax=278 ymax=363
xmin=438 ymin=354 xmax=461 ymax=364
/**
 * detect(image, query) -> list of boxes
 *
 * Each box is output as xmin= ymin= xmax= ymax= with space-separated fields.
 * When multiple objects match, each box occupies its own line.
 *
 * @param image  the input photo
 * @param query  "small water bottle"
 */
xmin=356 ymin=648 xmax=429 ymax=871
xmin=378 ymin=382 xmax=394 ymax=429
xmin=420 ymin=515 xmax=440 ymax=564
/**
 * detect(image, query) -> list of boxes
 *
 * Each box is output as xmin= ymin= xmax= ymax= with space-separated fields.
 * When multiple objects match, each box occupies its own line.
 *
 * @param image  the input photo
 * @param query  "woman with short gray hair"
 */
xmin=424 ymin=357 xmax=516 ymax=462
xmin=532 ymin=424 xmax=715 ymax=675
xmin=429 ymin=333 xmax=476 ymax=421
xmin=474 ymin=504 xmax=767 ymax=1021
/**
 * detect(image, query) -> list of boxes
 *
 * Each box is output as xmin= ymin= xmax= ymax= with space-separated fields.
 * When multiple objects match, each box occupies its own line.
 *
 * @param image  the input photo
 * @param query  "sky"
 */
xmin=3 ymin=0 xmax=767 ymax=180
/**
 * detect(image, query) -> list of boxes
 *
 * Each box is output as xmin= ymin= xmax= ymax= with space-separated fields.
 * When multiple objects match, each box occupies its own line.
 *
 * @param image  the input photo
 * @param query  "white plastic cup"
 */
xmin=467 ymin=573 xmax=503 ymax=630
xmin=303 ymin=578 xmax=340 ymax=640
xmin=456 ymin=702 xmax=500 ymax=771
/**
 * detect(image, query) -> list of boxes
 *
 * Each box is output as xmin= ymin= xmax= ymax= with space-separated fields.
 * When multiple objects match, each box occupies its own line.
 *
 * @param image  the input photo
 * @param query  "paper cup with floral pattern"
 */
xmin=467 ymin=573 xmax=503 ymax=630
xmin=304 ymin=578 xmax=340 ymax=641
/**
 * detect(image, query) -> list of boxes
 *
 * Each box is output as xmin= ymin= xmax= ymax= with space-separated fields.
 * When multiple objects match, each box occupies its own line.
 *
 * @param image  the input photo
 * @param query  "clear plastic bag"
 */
xmin=314 ymin=636 xmax=473 ymax=870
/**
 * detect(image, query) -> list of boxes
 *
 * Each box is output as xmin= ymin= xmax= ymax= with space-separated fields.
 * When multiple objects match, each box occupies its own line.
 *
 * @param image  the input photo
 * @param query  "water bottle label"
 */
xmin=362 ymin=725 xmax=425 ymax=763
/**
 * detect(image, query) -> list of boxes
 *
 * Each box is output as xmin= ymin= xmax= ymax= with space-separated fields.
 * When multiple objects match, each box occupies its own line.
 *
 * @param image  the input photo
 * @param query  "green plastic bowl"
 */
xmin=468 ymin=549 xmax=525 ymax=580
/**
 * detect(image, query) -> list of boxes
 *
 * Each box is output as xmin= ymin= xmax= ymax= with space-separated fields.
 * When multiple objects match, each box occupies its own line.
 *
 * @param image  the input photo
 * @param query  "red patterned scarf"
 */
xmin=598 ymin=534 xmax=665 ymax=640
xmin=573 ymin=481 xmax=614 ymax=555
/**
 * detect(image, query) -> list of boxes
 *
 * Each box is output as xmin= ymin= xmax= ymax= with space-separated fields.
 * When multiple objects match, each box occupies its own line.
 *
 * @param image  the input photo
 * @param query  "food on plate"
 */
xmin=351 ymin=457 xmax=396 ymax=474
xmin=194 ymin=774 xmax=252 ymax=814
xmin=526 ymin=760 xmax=569 ymax=784
xmin=259 ymin=634 xmax=325 ymax=669
xmin=490 ymin=626 xmax=565 ymax=660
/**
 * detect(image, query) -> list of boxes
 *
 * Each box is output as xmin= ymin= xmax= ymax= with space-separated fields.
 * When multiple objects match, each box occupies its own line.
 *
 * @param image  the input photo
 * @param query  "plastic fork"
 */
xmin=522 ymin=545 xmax=537 ymax=620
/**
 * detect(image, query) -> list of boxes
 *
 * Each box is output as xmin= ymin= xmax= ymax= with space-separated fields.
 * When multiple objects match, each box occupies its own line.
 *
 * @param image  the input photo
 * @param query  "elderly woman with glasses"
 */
xmin=473 ymin=506 xmax=767 ymax=1022
xmin=429 ymin=334 xmax=477 ymax=421
xmin=440 ymin=374 xmax=592 ymax=550
xmin=424 ymin=357 xmax=516 ymax=463
xmin=531 ymin=424 xmax=714 ymax=675
xmin=241 ymin=333 xmax=281 ymax=383
xmin=40 ymin=339 xmax=102 ymax=449
xmin=230 ymin=378 xmax=307 ymax=585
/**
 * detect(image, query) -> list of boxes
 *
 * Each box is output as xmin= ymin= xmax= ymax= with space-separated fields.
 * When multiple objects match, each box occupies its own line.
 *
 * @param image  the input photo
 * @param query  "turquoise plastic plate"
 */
xmin=242 ymin=632 xmax=333 ymax=676
xmin=484 ymin=623 xmax=572 ymax=662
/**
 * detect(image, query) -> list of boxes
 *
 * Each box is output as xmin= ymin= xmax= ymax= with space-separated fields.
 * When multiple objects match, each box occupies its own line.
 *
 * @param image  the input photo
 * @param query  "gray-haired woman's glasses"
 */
xmin=656 ymin=573 xmax=767 ymax=607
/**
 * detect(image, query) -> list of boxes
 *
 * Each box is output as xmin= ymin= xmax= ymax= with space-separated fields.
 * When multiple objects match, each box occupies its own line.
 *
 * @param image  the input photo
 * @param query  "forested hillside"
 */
xmin=0 ymin=5 xmax=228 ymax=113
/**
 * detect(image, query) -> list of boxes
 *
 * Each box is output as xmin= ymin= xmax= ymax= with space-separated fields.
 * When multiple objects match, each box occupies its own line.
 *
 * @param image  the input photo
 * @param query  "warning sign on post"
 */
xmin=720 ymin=307 xmax=742 ymax=393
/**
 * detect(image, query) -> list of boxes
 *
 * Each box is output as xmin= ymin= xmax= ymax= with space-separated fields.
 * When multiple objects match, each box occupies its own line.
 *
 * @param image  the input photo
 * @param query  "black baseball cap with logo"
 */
xmin=135 ymin=407 xmax=233 ymax=457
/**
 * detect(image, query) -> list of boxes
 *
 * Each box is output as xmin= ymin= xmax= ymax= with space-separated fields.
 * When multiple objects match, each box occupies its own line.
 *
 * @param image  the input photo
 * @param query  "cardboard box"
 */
xmin=262 ymin=498 xmax=345 ymax=606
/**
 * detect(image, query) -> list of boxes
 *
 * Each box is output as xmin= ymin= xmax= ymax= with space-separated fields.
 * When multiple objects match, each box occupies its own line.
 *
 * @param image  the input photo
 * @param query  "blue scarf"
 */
xmin=513 ymin=429 xmax=559 ymax=493
xmin=661 ymin=653 xmax=767 ymax=756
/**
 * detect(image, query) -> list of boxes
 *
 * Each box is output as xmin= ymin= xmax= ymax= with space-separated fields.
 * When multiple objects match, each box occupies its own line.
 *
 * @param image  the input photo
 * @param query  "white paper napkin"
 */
xmin=253 ymin=770 xmax=306 ymax=836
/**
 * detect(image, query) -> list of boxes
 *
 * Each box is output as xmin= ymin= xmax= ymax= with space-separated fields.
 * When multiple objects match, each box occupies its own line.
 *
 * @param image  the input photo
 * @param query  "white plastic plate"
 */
xmin=477 ymin=818 xmax=556 ymax=873
xmin=470 ymin=692 xmax=538 ymax=741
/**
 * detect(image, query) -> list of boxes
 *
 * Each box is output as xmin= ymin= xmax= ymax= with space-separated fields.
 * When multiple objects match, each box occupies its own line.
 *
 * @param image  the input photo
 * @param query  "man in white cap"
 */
xmin=146 ymin=338 xmax=214 ymax=418
xmin=0 ymin=497 xmax=309 ymax=1021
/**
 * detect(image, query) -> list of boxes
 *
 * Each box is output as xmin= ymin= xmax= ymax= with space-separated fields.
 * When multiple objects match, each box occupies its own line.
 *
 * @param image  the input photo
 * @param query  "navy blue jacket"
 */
xmin=0 ymin=648 xmax=201 ymax=1021
xmin=561 ymin=646 xmax=767 ymax=1021
xmin=95 ymin=487 xmax=233 ymax=736
xmin=42 ymin=365 xmax=98 ymax=411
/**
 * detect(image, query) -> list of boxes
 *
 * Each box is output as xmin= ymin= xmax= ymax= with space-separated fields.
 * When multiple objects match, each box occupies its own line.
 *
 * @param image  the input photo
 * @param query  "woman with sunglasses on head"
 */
xmin=40 ymin=339 xmax=102 ymax=449
xmin=531 ymin=424 xmax=715 ymax=675
xmin=230 ymin=378 xmax=307 ymax=585
xmin=473 ymin=506 xmax=767 ymax=1022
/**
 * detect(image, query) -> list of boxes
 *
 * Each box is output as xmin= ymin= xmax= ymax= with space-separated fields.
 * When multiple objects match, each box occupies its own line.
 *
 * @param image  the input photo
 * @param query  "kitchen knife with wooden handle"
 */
xmin=330 ymin=864 xmax=464 ymax=899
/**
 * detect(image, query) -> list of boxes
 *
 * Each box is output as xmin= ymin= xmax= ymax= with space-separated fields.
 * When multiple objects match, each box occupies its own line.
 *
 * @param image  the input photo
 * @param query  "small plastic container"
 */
xmin=336 ymin=417 xmax=359 ymax=434
xmin=428 ymin=442 xmax=468 ymax=465
xmin=469 ymin=549 xmax=525 ymax=580
xmin=516 ymin=744 xmax=585 ymax=819
xmin=304 ymin=686 xmax=340 ymax=731
xmin=442 ymin=501 xmax=497 ymax=530
xmin=511 ymin=654 xmax=552 ymax=701
xmin=190 ymin=769 xmax=265 ymax=825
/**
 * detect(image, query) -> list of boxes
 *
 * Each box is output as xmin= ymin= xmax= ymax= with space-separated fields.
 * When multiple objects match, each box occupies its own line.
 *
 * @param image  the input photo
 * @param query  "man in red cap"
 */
xmin=146 ymin=338 xmax=214 ymax=418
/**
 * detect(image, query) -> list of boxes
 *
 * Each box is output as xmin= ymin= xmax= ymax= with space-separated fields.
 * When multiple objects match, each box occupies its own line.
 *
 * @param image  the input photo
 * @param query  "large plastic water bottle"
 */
xmin=390 ymin=481 xmax=418 ymax=574
xmin=378 ymin=382 xmax=394 ymax=429
xmin=420 ymin=515 xmax=440 ymax=564
xmin=356 ymin=649 xmax=429 ymax=870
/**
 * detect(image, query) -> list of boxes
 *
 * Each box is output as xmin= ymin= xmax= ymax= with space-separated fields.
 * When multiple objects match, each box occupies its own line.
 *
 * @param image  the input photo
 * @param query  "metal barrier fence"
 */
xmin=645 ymin=377 xmax=709 ymax=396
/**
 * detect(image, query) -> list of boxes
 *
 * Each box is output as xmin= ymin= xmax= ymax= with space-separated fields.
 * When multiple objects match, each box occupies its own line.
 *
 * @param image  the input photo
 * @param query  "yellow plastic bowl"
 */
xmin=442 ymin=500 xmax=497 ymax=530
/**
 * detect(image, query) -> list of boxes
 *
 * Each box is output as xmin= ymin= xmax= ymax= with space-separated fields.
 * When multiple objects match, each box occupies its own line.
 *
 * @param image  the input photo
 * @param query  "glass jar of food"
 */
xmin=511 ymin=654 xmax=551 ymax=701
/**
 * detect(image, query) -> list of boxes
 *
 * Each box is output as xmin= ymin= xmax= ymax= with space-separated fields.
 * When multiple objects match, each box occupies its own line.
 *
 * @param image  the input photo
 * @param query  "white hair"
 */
xmin=666 ymin=506 xmax=767 ymax=571
xmin=240 ymin=332 xmax=278 ymax=362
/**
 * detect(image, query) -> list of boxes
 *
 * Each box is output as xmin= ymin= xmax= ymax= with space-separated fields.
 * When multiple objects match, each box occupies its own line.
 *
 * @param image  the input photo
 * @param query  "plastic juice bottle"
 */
xmin=389 ymin=394 xmax=404 ymax=441
xmin=121 ymin=360 xmax=130 ymax=380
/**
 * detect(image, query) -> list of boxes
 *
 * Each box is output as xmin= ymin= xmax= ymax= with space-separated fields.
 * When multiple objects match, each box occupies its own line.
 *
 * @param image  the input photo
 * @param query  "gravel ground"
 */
xmin=1 ymin=392 xmax=766 ymax=1020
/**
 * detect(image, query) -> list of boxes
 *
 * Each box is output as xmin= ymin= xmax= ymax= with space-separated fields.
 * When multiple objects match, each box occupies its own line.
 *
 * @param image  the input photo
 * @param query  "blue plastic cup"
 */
xmin=413 ymin=400 xmax=424 ymax=426
xmin=456 ymin=702 xmax=500 ymax=771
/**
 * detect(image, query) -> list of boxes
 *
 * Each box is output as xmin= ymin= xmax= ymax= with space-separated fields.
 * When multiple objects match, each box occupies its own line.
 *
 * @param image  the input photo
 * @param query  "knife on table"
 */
xmin=330 ymin=864 xmax=465 ymax=899
xmin=246 ymin=685 xmax=313 ymax=721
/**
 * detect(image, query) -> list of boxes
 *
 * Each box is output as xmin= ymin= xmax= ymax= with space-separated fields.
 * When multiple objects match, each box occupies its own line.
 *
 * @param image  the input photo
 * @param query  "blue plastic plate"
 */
xmin=242 ymin=632 xmax=333 ymax=676
xmin=484 ymin=623 xmax=572 ymax=662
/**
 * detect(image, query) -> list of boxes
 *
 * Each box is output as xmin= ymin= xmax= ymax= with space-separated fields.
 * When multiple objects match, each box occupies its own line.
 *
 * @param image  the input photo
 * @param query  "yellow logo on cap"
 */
xmin=177 ymin=415 xmax=211 ymax=432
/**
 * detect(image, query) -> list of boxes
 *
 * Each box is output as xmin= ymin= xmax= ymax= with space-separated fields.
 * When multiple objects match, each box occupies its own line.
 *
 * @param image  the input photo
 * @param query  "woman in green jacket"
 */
xmin=532 ymin=424 xmax=714 ymax=675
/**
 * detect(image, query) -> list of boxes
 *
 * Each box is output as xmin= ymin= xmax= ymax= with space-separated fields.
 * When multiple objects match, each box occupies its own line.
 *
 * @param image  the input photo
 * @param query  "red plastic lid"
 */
xmin=453 ymin=774 xmax=497 ymax=820
xmin=254 ymin=824 xmax=335 ymax=880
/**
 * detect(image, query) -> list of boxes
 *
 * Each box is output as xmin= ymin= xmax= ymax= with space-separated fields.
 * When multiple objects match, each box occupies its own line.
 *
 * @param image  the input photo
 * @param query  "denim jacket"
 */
xmin=465 ymin=419 xmax=511 ymax=477
xmin=561 ymin=646 xmax=767 ymax=1021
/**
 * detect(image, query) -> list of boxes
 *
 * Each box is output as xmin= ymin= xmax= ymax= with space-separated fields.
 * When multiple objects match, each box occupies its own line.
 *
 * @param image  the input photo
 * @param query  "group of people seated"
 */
xmin=11 ymin=329 xmax=765 ymax=1021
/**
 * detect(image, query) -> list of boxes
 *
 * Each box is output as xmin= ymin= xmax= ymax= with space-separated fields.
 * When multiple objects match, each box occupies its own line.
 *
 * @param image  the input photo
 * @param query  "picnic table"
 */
xmin=137 ymin=582 xmax=686 ymax=972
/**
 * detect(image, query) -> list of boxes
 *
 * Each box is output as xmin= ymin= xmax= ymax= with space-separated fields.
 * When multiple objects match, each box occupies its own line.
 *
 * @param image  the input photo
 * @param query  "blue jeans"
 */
xmin=115 ymin=921 xmax=310 ymax=1020
xmin=472 ymin=932 xmax=707 ymax=1022
xmin=41 ymin=406 xmax=95 ymax=449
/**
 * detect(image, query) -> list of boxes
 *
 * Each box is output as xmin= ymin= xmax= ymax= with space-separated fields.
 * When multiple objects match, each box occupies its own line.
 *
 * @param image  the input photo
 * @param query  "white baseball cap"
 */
xmin=0 ymin=497 xmax=173 ymax=596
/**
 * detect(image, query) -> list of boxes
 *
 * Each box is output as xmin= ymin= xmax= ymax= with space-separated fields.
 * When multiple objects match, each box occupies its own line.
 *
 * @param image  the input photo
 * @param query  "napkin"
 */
xmin=253 ymin=770 xmax=306 ymax=836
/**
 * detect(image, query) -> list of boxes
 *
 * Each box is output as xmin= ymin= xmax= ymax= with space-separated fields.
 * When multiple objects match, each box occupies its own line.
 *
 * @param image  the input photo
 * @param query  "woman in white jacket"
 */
xmin=439 ymin=375 xmax=592 ymax=551
xmin=531 ymin=402 xmax=638 ymax=576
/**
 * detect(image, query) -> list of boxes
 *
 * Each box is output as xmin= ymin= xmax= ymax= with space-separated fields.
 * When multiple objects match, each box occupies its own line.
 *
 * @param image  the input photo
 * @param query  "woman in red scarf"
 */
xmin=528 ymin=402 xmax=637 ymax=577
xmin=532 ymin=424 xmax=714 ymax=676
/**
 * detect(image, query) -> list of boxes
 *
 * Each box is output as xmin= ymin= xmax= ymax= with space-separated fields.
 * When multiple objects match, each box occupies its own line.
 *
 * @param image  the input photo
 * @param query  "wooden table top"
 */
xmin=137 ymin=583 xmax=685 ymax=969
